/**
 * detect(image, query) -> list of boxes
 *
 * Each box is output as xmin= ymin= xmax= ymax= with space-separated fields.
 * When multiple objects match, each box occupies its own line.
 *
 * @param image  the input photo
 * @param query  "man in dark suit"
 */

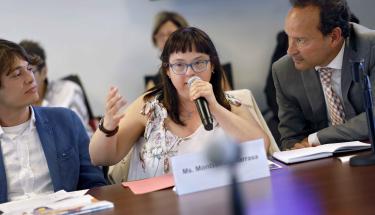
xmin=272 ymin=0 xmax=375 ymax=150
xmin=0 ymin=39 xmax=106 ymax=203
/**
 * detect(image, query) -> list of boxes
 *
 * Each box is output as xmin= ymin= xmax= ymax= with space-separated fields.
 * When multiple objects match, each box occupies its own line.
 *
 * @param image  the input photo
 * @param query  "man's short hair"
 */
xmin=0 ymin=39 xmax=42 ymax=87
xmin=290 ymin=0 xmax=350 ymax=38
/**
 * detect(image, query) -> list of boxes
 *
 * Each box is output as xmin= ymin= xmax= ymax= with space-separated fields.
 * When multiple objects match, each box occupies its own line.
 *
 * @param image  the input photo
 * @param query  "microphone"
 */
xmin=206 ymin=135 xmax=245 ymax=215
xmin=349 ymin=59 xmax=375 ymax=166
xmin=187 ymin=76 xmax=214 ymax=131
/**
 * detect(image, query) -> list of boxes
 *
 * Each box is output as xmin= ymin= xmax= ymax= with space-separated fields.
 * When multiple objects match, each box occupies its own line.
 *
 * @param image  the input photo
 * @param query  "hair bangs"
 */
xmin=161 ymin=28 xmax=213 ymax=63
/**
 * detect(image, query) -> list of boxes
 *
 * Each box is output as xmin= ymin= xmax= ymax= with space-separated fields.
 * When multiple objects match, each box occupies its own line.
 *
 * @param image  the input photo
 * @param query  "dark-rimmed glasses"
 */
xmin=168 ymin=60 xmax=210 ymax=75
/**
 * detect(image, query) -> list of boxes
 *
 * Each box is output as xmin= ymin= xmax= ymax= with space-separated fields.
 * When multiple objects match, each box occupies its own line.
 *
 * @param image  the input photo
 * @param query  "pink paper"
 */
xmin=122 ymin=174 xmax=175 ymax=194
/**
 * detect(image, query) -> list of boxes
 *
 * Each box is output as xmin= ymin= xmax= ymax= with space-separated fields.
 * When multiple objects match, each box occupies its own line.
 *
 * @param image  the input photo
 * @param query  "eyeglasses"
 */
xmin=168 ymin=60 xmax=210 ymax=75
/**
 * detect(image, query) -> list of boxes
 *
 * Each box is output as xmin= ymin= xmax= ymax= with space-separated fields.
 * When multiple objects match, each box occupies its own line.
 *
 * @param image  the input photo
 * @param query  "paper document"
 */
xmin=268 ymin=160 xmax=282 ymax=170
xmin=337 ymin=155 xmax=356 ymax=163
xmin=0 ymin=190 xmax=113 ymax=215
xmin=272 ymin=141 xmax=370 ymax=164
xmin=122 ymin=174 xmax=175 ymax=194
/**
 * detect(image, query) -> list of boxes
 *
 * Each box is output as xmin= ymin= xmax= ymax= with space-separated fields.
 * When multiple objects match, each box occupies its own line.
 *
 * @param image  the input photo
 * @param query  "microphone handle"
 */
xmin=231 ymin=173 xmax=245 ymax=215
xmin=195 ymin=98 xmax=213 ymax=131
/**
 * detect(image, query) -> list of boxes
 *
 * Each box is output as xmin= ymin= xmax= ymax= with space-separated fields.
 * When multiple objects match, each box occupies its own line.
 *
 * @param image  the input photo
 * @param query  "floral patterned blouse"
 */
xmin=127 ymin=93 xmax=241 ymax=181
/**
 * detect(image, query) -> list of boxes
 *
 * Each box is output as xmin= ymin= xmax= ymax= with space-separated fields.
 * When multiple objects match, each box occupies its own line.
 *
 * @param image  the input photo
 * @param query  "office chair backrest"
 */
xmin=61 ymin=74 xmax=97 ymax=130
xmin=226 ymin=89 xmax=280 ymax=154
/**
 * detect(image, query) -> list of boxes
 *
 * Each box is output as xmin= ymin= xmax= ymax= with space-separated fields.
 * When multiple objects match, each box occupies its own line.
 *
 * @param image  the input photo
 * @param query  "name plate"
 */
xmin=171 ymin=139 xmax=270 ymax=195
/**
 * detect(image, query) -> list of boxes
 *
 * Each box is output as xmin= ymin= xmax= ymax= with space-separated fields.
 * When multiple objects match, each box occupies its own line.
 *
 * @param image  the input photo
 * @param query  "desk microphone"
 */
xmin=349 ymin=60 xmax=375 ymax=166
xmin=187 ymin=76 xmax=214 ymax=131
xmin=206 ymin=136 xmax=245 ymax=215
xmin=206 ymin=135 xmax=241 ymax=166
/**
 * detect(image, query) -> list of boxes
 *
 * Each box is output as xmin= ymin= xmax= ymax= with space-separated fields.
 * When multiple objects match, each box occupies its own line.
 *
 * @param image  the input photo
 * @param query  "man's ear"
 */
xmin=329 ymin=27 xmax=343 ymax=47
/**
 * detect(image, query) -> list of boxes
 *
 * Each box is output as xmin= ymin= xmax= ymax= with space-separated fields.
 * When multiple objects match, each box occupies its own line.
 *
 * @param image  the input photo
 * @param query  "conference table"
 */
xmin=88 ymin=152 xmax=375 ymax=215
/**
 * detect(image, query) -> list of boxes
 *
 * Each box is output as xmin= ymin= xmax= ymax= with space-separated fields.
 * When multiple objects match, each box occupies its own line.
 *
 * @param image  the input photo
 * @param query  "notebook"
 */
xmin=272 ymin=141 xmax=371 ymax=164
xmin=0 ymin=190 xmax=113 ymax=215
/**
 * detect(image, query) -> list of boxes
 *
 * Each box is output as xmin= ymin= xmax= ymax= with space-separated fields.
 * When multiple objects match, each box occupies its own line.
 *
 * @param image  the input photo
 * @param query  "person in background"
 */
xmin=0 ymin=39 xmax=106 ymax=203
xmin=145 ymin=11 xmax=189 ymax=90
xmin=272 ymin=0 xmax=375 ymax=150
xmin=89 ymin=27 xmax=270 ymax=181
xmin=19 ymin=40 xmax=93 ymax=136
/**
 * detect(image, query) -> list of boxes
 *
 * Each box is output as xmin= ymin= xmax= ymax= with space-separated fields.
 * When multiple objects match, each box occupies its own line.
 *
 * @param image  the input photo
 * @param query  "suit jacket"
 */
xmin=0 ymin=107 xmax=106 ymax=203
xmin=272 ymin=23 xmax=375 ymax=150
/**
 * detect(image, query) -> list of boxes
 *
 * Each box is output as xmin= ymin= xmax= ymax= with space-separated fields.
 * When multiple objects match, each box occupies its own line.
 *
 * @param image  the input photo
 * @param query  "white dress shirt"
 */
xmin=308 ymin=42 xmax=345 ymax=146
xmin=0 ymin=107 xmax=53 ymax=201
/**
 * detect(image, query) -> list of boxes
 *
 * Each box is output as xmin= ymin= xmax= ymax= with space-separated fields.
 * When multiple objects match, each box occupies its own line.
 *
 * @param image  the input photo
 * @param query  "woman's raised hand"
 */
xmin=103 ymin=86 xmax=127 ymax=130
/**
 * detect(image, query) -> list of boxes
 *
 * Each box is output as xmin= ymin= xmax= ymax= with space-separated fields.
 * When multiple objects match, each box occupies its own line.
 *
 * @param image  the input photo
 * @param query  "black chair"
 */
xmin=61 ymin=74 xmax=98 ymax=131
xmin=221 ymin=62 xmax=234 ymax=89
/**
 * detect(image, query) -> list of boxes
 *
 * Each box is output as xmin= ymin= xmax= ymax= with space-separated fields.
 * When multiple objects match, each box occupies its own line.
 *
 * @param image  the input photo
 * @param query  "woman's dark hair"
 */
xmin=145 ymin=27 xmax=230 ymax=126
xmin=0 ymin=39 xmax=42 ymax=87
xmin=290 ymin=0 xmax=350 ymax=38
xmin=152 ymin=11 xmax=189 ymax=46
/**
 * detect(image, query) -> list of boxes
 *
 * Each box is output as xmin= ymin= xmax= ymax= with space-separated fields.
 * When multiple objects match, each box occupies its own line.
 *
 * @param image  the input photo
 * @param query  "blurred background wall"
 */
xmin=0 ymin=0 xmax=374 ymax=115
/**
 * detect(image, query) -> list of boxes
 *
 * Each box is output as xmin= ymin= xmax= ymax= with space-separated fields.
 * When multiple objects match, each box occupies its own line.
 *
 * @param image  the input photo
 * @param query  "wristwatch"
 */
xmin=98 ymin=118 xmax=119 ymax=137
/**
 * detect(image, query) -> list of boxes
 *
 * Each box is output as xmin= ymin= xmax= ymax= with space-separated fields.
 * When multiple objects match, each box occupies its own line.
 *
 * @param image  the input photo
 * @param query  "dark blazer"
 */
xmin=273 ymin=23 xmax=375 ymax=150
xmin=0 ymin=107 xmax=106 ymax=203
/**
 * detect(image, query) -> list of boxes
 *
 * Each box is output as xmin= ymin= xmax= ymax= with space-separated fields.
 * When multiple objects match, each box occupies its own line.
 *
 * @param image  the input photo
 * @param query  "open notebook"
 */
xmin=272 ymin=141 xmax=371 ymax=164
xmin=0 ymin=190 xmax=113 ymax=215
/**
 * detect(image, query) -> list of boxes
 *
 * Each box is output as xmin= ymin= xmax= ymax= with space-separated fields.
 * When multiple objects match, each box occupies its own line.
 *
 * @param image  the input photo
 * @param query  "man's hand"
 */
xmin=291 ymin=137 xmax=310 ymax=150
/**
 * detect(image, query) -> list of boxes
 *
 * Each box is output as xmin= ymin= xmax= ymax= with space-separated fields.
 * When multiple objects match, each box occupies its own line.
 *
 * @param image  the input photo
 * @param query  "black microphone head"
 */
xmin=187 ymin=76 xmax=201 ymax=88
xmin=203 ymin=123 xmax=213 ymax=131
